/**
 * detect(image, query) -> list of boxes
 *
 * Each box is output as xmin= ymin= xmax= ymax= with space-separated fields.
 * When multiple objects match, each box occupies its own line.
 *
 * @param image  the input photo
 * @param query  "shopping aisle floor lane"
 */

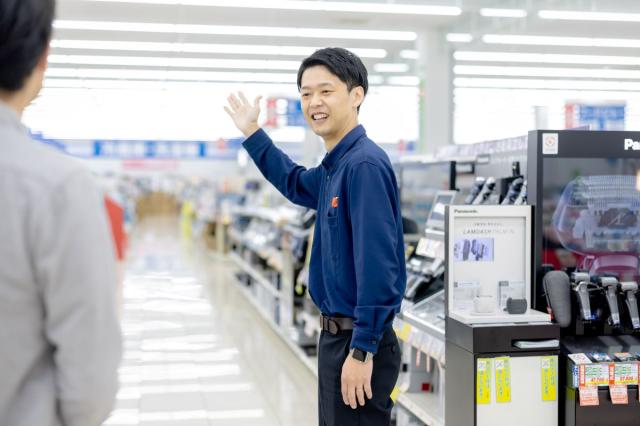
xmin=104 ymin=218 xmax=317 ymax=426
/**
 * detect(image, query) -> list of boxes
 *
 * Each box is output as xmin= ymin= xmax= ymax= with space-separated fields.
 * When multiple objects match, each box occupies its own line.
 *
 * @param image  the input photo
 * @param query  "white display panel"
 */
xmin=476 ymin=356 xmax=558 ymax=426
xmin=446 ymin=205 xmax=550 ymax=324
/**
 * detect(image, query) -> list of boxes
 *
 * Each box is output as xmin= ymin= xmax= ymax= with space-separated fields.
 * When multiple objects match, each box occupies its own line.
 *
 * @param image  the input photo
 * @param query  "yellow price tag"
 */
xmin=477 ymin=358 xmax=492 ymax=405
xmin=390 ymin=386 xmax=401 ymax=403
xmin=541 ymin=356 xmax=557 ymax=401
xmin=494 ymin=357 xmax=512 ymax=403
xmin=398 ymin=323 xmax=412 ymax=342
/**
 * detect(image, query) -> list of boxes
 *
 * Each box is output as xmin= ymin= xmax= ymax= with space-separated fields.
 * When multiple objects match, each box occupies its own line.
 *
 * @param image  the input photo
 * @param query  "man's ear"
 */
xmin=352 ymin=86 xmax=365 ymax=109
xmin=35 ymin=46 xmax=50 ymax=73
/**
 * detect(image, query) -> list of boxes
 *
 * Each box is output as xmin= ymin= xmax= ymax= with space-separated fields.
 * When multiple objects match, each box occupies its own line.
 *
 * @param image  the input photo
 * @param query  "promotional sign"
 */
xmin=565 ymin=102 xmax=626 ymax=131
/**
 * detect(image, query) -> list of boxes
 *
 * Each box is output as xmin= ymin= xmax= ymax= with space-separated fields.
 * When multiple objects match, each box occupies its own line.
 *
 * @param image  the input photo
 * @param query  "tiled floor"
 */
xmin=104 ymin=218 xmax=318 ymax=426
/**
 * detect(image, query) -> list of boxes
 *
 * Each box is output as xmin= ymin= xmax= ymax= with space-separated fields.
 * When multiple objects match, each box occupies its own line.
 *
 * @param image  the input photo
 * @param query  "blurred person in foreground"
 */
xmin=225 ymin=48 xmax=405 ymax=426
xmin=0 ymin=0 xmax=122 ymax=425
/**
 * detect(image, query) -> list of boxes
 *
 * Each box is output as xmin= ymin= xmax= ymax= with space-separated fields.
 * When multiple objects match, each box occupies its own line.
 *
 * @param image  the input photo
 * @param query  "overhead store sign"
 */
xmin=565 ymin=102 xmax=626 ymax=131
xmin=31 ymin=133 xmax=245 ymax=160
xmin=264 ymin=97 xmax=306 ymax=128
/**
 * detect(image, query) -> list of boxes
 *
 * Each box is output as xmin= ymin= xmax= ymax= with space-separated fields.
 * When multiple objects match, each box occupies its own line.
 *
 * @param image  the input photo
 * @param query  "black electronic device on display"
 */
xmin=403 ymin=190 xmax=457 ymax=304
xmin=396 ymin=160 xmax=457 ymax=235
xmin=528 ymin=130 xmax=640 ymax=426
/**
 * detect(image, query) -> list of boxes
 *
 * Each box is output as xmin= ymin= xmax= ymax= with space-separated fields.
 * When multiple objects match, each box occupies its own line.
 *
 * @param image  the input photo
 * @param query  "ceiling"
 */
xmin=49 ymin=0 xmax=640 ymax=90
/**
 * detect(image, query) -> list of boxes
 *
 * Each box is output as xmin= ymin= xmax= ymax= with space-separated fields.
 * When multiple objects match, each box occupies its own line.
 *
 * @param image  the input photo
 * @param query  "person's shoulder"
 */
xmin=349 ymin=134 xmax=392 ymax=169
xmin=1 ymin=128 xmax=92 ymax=190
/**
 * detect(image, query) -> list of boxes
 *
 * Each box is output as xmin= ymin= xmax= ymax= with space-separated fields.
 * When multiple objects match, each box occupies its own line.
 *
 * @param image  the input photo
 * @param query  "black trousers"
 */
xmin=318 ymin=327 xmax=401 ymax=426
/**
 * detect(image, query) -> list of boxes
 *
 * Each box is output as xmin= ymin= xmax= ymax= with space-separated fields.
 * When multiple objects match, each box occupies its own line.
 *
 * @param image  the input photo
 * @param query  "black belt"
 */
xmin=320 ymin=315 xmax=354 ymax=335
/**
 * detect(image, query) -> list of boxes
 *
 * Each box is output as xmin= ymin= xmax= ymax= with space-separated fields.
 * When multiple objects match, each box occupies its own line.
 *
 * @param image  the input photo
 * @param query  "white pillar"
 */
xmin=302 ymin=127 xmax=323 ymax=167
xmin=416 ymin=30 xmax=453 ymax=154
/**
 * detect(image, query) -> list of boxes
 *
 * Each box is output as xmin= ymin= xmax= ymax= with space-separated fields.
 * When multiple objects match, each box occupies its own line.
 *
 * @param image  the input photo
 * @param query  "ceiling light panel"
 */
xmin=400 ymin=50 xmax=418 ymax=60
xmin=454 ymin=51 xmax=640 ymax=66
xmin=483 ymin=34 xmax=640 ymax=48
xmin=480 ymin=8 xmax=527 ymax=18
xmin=373 ymin=63 xmax=410 ymax=73
xmin=454 ymin=65 xmax=640 ymax=79
xmin=48 ymin=54 xmax=301 ymax=70
xmin=454 ymin=77 xmax=640 ymax=91
xmin=51 ymin=40 xmax=388 ymax=58
xmin=54 ymin=20 xmax=417 ymax=41
xmin=86 ymin=0 xmax=461 ymax=16
xmin=46 ymin=67 xmax=297 ymax=83
xmin=447 ymin=33 xmax=473 ymax=43
xmin=539 ymin=10 xmax=640 ymax=23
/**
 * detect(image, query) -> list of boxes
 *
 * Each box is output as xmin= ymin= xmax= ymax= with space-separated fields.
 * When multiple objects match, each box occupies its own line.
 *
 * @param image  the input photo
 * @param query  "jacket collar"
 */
xmin=321 ymin=124 xmax=366 ymax=170
xmin=0 ymin=100 xmax=24 ymax=131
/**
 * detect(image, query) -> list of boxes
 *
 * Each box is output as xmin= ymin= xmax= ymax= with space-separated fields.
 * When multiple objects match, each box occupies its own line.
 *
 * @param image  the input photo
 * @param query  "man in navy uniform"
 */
xmin=225 ymin=47 xmax=405 ymax=426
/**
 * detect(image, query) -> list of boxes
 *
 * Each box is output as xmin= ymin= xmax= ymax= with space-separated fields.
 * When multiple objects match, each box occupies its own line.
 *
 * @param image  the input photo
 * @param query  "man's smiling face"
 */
xmin=299 ymin=65 xmax=363 ymax=146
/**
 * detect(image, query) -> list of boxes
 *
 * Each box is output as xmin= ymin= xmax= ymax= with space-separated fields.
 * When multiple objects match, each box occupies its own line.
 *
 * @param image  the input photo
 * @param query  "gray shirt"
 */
xmin=0 ymin=102 xmax=122 ymax=426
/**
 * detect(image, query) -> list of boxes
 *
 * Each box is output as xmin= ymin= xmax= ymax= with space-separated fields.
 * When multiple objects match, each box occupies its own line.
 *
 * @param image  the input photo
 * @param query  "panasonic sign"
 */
xmin=624 ymin=138 xmax=640 ymax=151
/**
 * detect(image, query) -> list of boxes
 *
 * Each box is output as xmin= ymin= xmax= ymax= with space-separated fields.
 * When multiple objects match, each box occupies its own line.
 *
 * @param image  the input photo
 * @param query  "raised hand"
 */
xmin=224 ymin=92 xmax=262 ymax=137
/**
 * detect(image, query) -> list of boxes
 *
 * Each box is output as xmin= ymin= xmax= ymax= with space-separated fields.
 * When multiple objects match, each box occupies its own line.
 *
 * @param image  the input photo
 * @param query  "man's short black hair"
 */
xmin=297 ymin=47 xmax=368 ymax=111
xmin=0 ymin=0 xmax=55 ymax=91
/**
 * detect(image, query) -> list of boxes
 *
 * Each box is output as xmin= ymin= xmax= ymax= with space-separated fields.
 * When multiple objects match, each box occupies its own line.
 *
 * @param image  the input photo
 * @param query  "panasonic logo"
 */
xmin=624 ymin=138 xmax=640 ymax=151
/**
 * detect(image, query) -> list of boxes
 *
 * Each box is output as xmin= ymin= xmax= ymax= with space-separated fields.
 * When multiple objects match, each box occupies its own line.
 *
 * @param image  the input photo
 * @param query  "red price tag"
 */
xmin=579 ymin=386 xmax=599 ymax=407
xmin=610 ymin=384 xmax=628 ymax=405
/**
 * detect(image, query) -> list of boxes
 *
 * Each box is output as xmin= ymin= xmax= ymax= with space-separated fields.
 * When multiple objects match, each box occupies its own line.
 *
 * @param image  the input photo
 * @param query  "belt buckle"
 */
xmin=321 ymin=316 xmax=340 ymax=335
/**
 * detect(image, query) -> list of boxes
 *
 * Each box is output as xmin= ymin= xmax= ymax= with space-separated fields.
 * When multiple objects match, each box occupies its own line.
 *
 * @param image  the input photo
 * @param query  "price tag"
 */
xmin=610 ymin=384 xmax=629 ymax=405
xmin=390 ymin=386 xmax=401 ymax=403
xmin=495 ymin=357 xmax=511 ymax=403
xmin=579 ymin=386 xmax=599 ymax=406
xmin=477 ymin=358 xmax=492 ymax=405
xmin=541 ymin=356 xmax=557 ymax=401
xmin=614 ymin=363 xmax=638 ymax=385
xmin=398 ymin=323 xmax=412 ymax=342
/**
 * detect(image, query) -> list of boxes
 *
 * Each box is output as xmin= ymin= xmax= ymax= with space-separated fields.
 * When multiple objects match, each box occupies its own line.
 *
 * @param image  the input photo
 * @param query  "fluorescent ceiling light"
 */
xmin=387 ymin=76 xmax=419 ymax=86
xmin=88 ymin=0 xmax=461 ymax=16
xmin=447 ymin=33 xmax=473 ymax=43
xmin=455 ymin=51 xmax=640 ymax=66
xmin=539 ymin=10 xmax=640 ymax=23
xmin=48 ymin=54 xmax=301 ymax=70
xmin=400 ymin=50 xmax=418 ymax=60
xmin=483 ymin=34 xmax=640 ymax=48
xmin=454 ymin=65 xmax=640 ymax=79
xmin=454 ymin=77 xmax=640 ymax=91
xmin=51 ymin=40 xmax=387 ymax=58
xmin=480 ymin=8 xmax=527 ymax=18
xmin=46 ymin=67 xmax=297 ymax=83
xmin=54 ymin=20 xmax=417 ymax=41
xmin=374 ymin=63 xmax=410 ymax=73
xmin=44 ymin=75 xmax=389 ymax=88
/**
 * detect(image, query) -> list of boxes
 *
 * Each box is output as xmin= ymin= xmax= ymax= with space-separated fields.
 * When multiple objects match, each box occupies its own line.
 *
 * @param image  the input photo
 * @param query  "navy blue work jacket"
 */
xmin=242 ymin=125 xmax=406 ymax=353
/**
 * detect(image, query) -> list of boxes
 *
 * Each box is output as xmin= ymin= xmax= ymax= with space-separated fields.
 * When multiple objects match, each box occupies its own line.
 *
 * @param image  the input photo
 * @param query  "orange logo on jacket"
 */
xmin=331 ymin=197 xmax=339 ymax=208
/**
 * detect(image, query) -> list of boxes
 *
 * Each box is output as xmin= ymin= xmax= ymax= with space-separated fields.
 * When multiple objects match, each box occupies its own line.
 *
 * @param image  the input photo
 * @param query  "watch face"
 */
xmin=352 ymin=348 xmax=367 ymax=362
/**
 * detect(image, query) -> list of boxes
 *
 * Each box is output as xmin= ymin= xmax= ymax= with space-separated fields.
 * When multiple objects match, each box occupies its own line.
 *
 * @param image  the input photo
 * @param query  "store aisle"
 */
xmin=104 ymin=218 xmax=318 ymax=426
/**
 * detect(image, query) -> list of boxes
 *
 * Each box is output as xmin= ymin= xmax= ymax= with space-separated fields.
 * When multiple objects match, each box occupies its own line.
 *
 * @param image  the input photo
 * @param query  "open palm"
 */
xmin=224 ymin=92 xmax=262 ymax=137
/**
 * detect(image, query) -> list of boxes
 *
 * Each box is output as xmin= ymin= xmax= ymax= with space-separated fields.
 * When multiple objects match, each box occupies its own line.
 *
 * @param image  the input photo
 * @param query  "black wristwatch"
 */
xmin=350 ymin=348 xmax=373 ymax=363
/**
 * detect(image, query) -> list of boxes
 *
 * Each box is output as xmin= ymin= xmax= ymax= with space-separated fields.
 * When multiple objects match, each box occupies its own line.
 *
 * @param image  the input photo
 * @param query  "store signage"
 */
xmin=542 ymin=133 xmax=559 ymax=155
xmin=541 ymin=356 xmax=557 ymax=401
xmin=476 ymin=359 xmax=492 ymax=405
xmin=624 ymin=138 xmax=640 ymax=151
